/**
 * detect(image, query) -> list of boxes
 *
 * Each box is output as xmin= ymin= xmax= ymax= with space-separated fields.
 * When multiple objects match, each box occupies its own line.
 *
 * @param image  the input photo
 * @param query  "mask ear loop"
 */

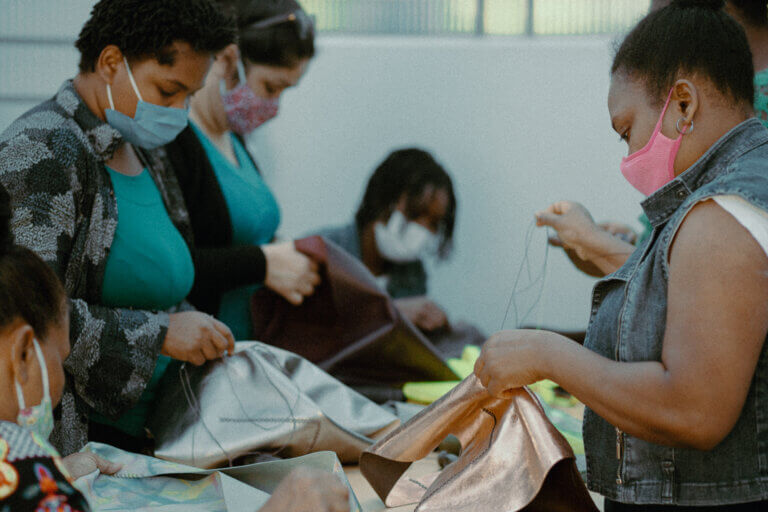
xmin=32 ymin=339 xmax=50 ymax=401
xmin=676 ymin=118 xmax=694 ymax=135
xmin=13 ymin=339 xmax=50 ymax=412
xmin=122 ymin=57 xmax=144 ymax=102
xmin=106 ymin=57 xmax=143 ymax=111
xmin=14 ymin=373 xmax=26 ymax=412
xmin=220 ymin=53 xmax=249 ymax=96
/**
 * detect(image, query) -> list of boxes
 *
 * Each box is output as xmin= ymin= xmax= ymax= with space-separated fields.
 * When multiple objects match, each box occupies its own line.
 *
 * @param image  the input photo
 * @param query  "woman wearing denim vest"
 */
xmin=474 ymin=0 xmax=768 ymax=510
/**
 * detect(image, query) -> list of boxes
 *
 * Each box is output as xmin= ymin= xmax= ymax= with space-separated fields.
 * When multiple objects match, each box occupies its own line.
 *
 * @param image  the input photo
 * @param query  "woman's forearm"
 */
xmin=540 ymin=335 xmax=708 ymax=449
xmin=580 ymin=229 xmax=636 ymax=275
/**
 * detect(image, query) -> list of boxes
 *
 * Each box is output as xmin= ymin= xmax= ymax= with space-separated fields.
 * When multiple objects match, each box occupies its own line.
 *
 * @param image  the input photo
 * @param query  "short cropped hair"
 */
xmin=76 ymin=0 xmax=236 ymax=72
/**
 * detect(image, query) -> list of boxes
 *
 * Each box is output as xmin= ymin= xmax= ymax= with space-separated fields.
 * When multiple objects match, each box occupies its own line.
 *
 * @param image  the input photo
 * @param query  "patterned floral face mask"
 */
xmin=220 ymin=57 xmax=279 ymax=136
xmin=15 ymin=339 xmax=54 ymax=441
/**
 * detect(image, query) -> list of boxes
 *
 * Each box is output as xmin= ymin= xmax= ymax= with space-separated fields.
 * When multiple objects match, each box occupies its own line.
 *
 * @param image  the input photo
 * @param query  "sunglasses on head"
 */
xmin=244 ymin=9 xmax=315 ymax=40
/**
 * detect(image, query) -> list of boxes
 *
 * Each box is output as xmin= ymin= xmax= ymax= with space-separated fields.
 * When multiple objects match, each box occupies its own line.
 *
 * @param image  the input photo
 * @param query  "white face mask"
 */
xmin=15 ymin=338 xmax=54 ymax=440
xmin=374 ymin=210 xmax=439 ymax=263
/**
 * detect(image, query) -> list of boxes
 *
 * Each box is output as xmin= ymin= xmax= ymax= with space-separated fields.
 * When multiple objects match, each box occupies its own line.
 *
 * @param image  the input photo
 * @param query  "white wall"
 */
xmin=248 ymin=35 xmax=644 ymax=335
xmin=0 ymin=29 xmax=645 ymax=335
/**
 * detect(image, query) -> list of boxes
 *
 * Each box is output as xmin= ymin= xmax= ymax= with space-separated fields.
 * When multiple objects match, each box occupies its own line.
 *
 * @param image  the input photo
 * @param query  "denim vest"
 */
xmin=583 ymin=118 xmax=768 ymax=506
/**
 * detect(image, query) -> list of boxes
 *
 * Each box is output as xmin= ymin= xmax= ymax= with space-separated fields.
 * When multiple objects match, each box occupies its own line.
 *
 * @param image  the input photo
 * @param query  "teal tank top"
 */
xmin=90 ymin=167 xmax=195 ymax=438
xmin=191 ymin=123 xmax=280 ymax=340
xmin=754 ymin=67 xmax=768 ymax=129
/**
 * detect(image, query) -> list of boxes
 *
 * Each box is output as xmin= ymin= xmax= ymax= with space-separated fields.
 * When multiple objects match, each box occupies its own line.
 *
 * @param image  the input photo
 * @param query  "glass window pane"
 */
xmin=484 ymin=0 xmax=527 ymax=36
xmin=532 ymin=0 xmax=650 ymax=35
xmin=302 ymin=0 xmax=478 ymax=35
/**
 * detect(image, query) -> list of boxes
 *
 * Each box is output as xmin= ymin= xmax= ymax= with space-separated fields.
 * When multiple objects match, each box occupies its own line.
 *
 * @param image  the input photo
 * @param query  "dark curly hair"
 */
xmin=0 ymin=185 xmax=66 ymax=340
xmin=613 ymin=0 xmax=754 ymax=107
xmin=729 ymin=0 xmax=768 ymax=26
xmin=215 ymin=0 xmax=315 ymax=67
xmin=76 ymin=0 xmax=237 ymax=72
xmin=356 ymin=148 xmax=457 ymax=259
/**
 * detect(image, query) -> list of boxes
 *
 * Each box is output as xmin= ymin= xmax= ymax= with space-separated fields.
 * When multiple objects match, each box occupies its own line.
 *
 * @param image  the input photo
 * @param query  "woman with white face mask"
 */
xmin=166 ymin=0 xmax=321 ymax=341
xmin=315 ymin=148 xmax=458 ymax=335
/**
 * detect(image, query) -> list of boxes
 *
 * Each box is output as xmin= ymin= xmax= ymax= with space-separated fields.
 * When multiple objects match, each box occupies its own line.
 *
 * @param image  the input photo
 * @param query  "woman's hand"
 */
xmin=259 ymin=468 xmax=350 ymax=512
xmin=599 ymin=222 xmax=637 ymax=245
xmin=263 ymin=242 xmax=321 ymax=306
xmin=62 ymin=452 xmax=122 ymax=480
xmin=474 ymin=330 xmax=556 ymax=397
xmin=535 ymin=201 xmax=601 ymax=260
xmin=536 ymin=201 xmax=635 ymax=276
xmin=162 ymin=312 xmax=235 ymax=365
xmin=394 ymin=296 xmax=449 ymax=332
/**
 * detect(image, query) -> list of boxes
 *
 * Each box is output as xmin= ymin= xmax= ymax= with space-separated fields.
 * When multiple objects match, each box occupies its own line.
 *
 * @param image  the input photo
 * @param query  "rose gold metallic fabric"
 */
xmin=360 ymin=375 xmax=598 ymax=512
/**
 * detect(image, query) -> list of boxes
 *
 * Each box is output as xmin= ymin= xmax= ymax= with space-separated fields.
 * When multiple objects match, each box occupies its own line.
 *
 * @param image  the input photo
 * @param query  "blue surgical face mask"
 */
xmin=105 ymin=58 xmax=189 ymax=149
xmin=15 ymin=339 xmax=54 ymax=441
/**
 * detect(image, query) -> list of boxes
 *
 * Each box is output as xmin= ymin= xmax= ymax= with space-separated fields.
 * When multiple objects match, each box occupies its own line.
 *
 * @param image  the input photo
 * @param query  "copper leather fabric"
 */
xmin=360 ymin=375 xmax=598 ymax=512
xmin=250 ymin=236 xmax=457 ymax=385
xmin=148 ymin=342 xmax=400 ymax=468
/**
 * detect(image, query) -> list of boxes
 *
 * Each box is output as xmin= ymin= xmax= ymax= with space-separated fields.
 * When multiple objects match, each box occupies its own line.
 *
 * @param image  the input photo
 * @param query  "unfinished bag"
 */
xmin=250 ymin=236 xmax=457 ymax=386
xmin=360 ymin=375 xmax=598 ymax=512
xmin=148 ymin=342 xmax=399 ymax=468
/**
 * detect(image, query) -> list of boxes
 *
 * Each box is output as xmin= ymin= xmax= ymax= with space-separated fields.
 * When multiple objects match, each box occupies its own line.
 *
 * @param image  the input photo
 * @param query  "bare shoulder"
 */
xmin=670 ymin=198 xmax=768 ymax=271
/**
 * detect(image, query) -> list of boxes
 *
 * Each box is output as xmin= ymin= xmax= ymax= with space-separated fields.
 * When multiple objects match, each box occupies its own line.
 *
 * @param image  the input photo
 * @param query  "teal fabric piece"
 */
xmin=754 ymin=68 xmax=768 ymax=129
xmin=637 ymin=213 xmax=653 ymax=245
xmin=91 ymin=167 xmax=195 ymax=437
xmin=191 ymin=123 xmax=280 ymax=340
xmin=75 ymin=444 xmax=361 ymax=512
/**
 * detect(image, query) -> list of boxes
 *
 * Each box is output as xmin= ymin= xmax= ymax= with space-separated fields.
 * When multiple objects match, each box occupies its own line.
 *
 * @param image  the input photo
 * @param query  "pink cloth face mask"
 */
xmin=620 ymin=89 xmax=690 ymax=196
xmin=220 ymin=58 xmax=279 ymax=135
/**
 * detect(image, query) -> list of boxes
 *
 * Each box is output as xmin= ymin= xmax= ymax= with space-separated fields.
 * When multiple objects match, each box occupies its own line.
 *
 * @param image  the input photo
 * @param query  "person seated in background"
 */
xmin=316 ymin=148 xmax=456 ymax=333
xmin=167 ymin=0 xmax=321 ymax=342
xmin=0 ymin=0 xmax=239 ymax=455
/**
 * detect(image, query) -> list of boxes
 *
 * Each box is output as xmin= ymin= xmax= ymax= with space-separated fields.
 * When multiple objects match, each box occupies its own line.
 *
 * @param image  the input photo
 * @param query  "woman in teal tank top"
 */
xmin=189 ymin=124 xmax=281 ymax=339
xmin=90 ymin=167 xmax=196 ymax=439
xmin=168 ymin=0 xmax=322 ymax=340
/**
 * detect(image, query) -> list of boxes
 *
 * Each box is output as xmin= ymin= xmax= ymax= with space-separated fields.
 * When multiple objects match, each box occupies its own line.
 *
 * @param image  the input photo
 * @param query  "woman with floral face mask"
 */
xmin=166 ymin=0 xmax=321 ymax=341
xmin=475 ymin=1 xmax=768 ymax=509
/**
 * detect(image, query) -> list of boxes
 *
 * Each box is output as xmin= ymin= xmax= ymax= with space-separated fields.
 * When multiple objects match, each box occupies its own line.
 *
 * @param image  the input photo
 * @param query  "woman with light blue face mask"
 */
xmin=0 ymin=0 xmax=241 ymax=455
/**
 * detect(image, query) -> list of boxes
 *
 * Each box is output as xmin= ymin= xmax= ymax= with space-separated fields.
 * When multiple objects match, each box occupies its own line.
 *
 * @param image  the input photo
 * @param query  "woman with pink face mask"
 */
xmin=166 ymin=0 xmax=320 ymax=341
xmin=476 ymin=1 xmax=768 ymax=510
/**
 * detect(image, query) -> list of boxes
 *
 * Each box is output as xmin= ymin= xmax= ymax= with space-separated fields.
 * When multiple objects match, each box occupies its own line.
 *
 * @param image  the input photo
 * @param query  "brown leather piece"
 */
xmin=360 ymin=375 xmax=598 ymax=512
xmin=250 ymin=236 xmax=457 ymax=385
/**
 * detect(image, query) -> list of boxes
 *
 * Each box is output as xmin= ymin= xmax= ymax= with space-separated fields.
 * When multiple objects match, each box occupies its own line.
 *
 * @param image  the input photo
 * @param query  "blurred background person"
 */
xmin=317 ymin=148 xmax=455 ymax=332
